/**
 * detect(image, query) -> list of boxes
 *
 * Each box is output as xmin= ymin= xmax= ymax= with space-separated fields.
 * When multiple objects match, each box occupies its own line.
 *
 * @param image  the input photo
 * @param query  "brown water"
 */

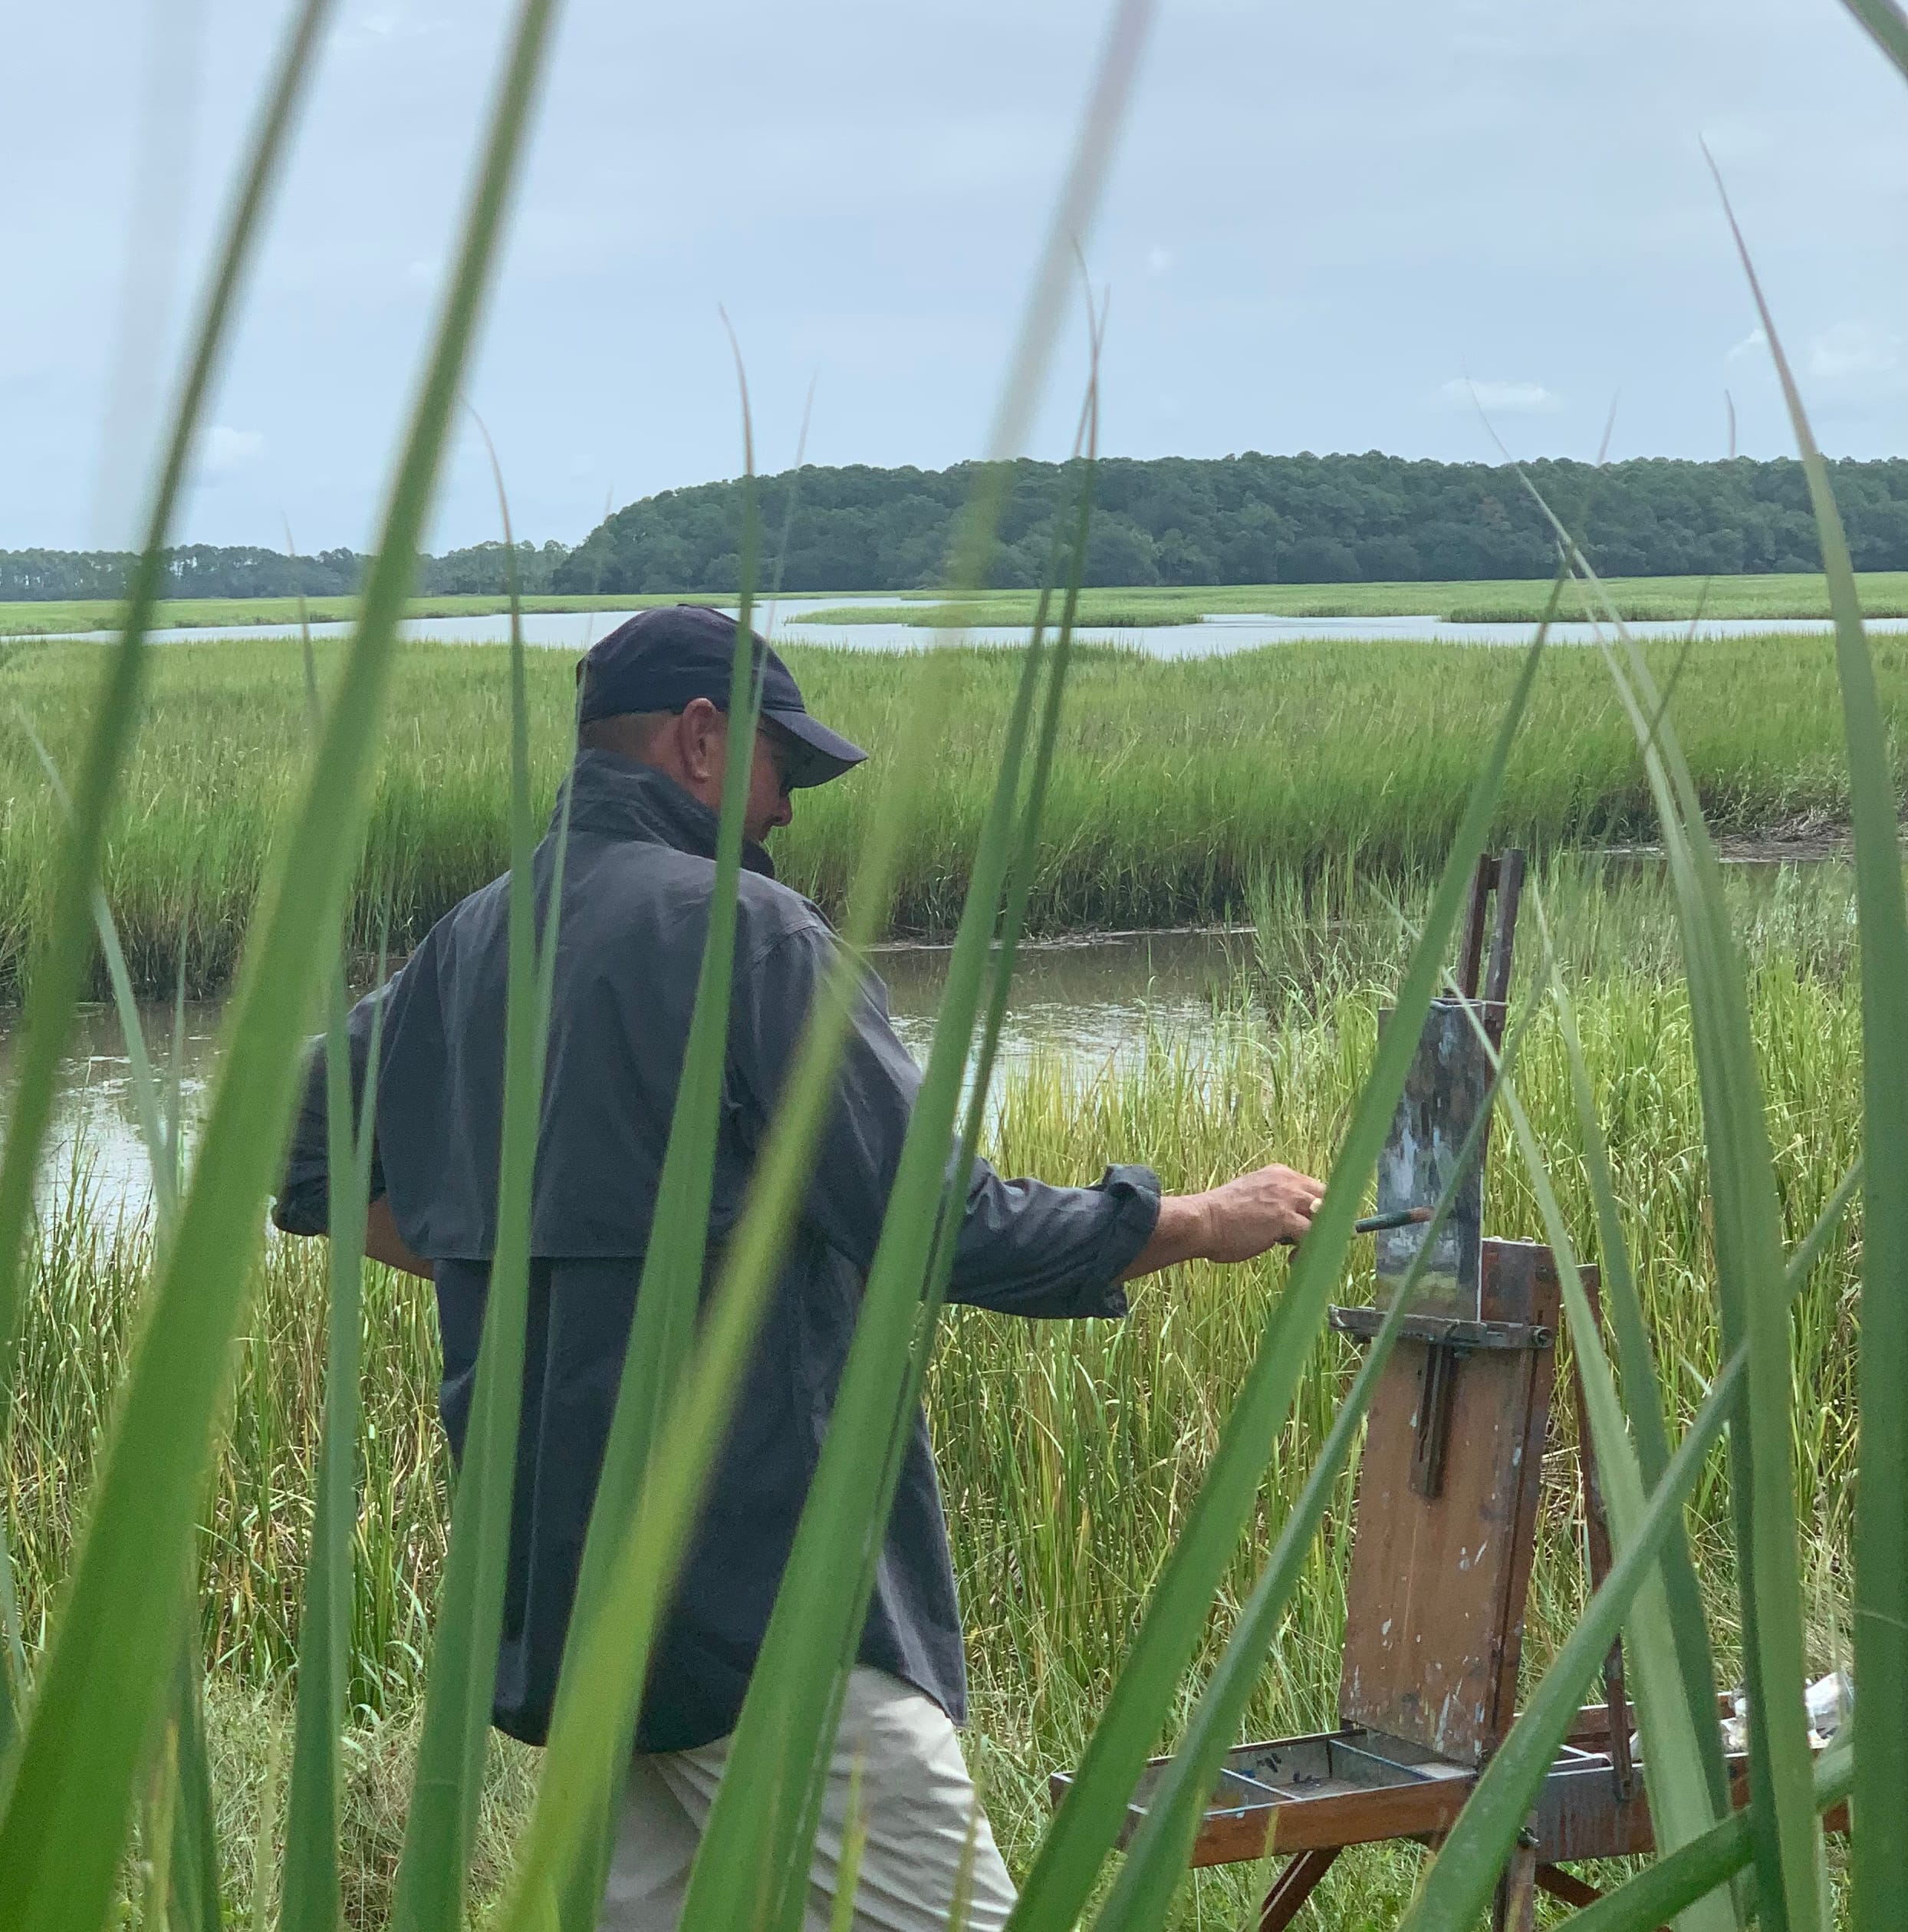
xmin=8 ymin=927 xmax=1257 ymax=1223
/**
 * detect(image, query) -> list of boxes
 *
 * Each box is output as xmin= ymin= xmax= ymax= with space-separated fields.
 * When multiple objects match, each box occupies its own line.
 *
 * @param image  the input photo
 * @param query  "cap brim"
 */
xmin=765 ymin=706 xmax=869 ymax=788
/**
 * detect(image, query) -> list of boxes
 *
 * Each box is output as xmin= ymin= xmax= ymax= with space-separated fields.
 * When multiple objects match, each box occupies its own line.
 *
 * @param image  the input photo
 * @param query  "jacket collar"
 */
xmin=554 ymin=749 xmax=776 ymax=877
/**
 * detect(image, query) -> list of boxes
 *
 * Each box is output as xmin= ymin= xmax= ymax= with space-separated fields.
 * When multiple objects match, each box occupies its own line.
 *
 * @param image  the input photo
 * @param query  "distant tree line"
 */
xmin=0 ymin=538 xmax=572 ymax=601
xmin=9 ymin=454 xmax=1908 ymax=599
xmin=554 ymin=453 xmax=1908 ymax=592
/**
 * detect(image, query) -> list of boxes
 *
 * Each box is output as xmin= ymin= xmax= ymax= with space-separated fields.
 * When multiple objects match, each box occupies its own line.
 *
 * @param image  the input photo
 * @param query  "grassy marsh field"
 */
xmin=9 ymin=859 xmax=1862 ymax=1924
xmin=0 ymin=630 xmax=1896 ymax=999
xmin=2 ymin=569 xmax=1905 ymax=638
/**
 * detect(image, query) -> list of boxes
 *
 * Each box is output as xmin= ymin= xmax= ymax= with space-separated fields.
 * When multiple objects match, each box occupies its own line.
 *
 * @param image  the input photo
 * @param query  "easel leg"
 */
xmin=1535 ymin=1865 xmax=1603 ymax=1907
xmin=1255 ymin=1846 xmax=1340 ymax=1931
xmin=1492 ymin=1840 xmax=1538 ymax=1932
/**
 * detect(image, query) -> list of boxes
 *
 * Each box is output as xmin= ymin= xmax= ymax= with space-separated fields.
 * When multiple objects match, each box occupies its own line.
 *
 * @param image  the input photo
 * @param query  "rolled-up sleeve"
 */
xmin=271 ymin=983 xmax=393 ymax=1236
xmin=947 ymin=1160 xmax=1157 ymax=1319
xmin=734 ymin=921 xmax=1160 ymax=1320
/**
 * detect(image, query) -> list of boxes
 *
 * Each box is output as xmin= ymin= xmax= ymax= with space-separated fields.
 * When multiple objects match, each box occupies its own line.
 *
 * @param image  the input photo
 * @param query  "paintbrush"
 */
xmin=1353 ymin=1206 xmax=1433 ymax=1235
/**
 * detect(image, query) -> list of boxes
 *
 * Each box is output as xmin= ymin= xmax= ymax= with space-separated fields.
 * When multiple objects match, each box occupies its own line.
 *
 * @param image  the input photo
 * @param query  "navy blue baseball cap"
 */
xmin=577 ymin=604 xmax=867 ymax=788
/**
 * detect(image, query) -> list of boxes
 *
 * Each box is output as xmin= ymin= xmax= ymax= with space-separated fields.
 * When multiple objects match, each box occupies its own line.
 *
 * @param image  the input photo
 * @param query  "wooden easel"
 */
xmin=1051 ymin=854 xmax=1724 ymax=1928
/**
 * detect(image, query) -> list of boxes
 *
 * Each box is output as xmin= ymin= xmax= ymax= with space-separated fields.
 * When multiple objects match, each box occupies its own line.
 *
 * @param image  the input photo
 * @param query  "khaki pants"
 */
xmin=600 ymin=1668 xmax=1018 ymax=1932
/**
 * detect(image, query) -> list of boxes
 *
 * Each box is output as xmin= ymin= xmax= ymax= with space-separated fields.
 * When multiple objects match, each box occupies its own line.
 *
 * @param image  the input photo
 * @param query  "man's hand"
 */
xmin=366 ymin=1197 xmax=435 ymax=1280
xmin=1120 ymin=1162 xmax=1327 ymax=1282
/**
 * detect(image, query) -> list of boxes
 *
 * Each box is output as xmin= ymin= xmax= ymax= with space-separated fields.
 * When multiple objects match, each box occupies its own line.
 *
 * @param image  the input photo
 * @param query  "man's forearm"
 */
xmin=1118 ymin=1162 xmax=1326 ymax=1282
xmin=1119 ymin=1193 xmax=1215 ymax=1282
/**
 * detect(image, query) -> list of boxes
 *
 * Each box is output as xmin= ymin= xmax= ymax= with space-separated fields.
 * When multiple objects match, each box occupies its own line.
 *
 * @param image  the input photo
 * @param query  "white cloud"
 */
xmin=1145 ymin=245 xmax=1174 ymax=277
xmin=198 ymin=425 xmax=264 ymax=480
xmin=1808 ymin=321 xmax=1903 ymax=386
xmin=1726 ymin=325 xmax=1768 ymax=363
xmin=1436 ymin=377 xmax=1561 ymax=414
xmin=331 ymin=4 xmax=443 ymax=55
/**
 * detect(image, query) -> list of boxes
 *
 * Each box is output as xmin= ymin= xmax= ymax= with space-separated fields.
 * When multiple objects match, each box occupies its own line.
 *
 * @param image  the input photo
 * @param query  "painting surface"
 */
xmin=1374 ymin=999 xmax=1490 ymax=1315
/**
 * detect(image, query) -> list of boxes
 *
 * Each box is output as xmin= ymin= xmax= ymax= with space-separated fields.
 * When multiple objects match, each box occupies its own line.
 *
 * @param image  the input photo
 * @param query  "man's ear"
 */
xmin=676 ymin=696 xmax=726 ymax=782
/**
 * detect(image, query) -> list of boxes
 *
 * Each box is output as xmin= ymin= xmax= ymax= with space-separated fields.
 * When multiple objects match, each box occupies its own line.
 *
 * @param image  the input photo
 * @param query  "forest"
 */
xmin=557 ymin=451 xmax=1908 ymax=591
xmin=6 ymin=453 xmax=1907 ymax=601
xmin=0 ymin=536 xmax=574 ymax=602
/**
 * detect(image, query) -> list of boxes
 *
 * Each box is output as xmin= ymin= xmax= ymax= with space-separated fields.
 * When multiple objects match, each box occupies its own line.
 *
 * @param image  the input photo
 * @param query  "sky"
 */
xmin=5 ymin=0 xmax=1904 ymax=555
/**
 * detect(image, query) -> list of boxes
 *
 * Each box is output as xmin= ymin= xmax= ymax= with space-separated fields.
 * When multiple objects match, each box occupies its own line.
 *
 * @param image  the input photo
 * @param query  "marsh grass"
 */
xmin=0 ymin=594 xmax=733 ymax=640
xmin=6 ymin=864 xmax=1864 ymax=1924
xmin=8 ymin=572 xmax=1908 ymax=643
xmin=0 ymin=632 xmax=1893 ymax=998
xmin=5 ymin=0 xmax=1899 ymax=1917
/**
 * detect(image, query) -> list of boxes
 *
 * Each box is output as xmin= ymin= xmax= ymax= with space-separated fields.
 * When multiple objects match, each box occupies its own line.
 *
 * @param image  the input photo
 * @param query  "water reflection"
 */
xmin=29 ymin=599 xmax=1908 ymax=659
xmin=8 ymin=929 xmax=1257 ymax=1223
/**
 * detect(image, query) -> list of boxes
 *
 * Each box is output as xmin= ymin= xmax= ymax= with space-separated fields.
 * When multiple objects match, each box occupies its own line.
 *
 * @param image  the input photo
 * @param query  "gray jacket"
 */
xmin=275 ymin=749 xmax=1159 ymax=1750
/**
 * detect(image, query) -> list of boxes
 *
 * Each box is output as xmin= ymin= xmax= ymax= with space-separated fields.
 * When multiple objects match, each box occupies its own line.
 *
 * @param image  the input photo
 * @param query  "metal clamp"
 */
xmin=1327 ymin=1307 xmax=1555 ymax=1352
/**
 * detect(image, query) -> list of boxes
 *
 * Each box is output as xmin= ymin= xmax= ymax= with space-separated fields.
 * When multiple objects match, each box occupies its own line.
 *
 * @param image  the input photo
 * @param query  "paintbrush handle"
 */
xmin=1354 ymin=1206 xmax=1433 ymax=1234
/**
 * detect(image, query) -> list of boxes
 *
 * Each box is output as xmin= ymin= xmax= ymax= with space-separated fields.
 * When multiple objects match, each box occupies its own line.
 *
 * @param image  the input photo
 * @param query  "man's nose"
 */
xmin=771 ymin=792 xmax=794 ymax=831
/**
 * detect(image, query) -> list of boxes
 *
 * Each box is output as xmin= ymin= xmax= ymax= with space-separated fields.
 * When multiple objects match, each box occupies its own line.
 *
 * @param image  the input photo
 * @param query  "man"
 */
xmin=275 ymin=603 xmax=1324 ymax=1931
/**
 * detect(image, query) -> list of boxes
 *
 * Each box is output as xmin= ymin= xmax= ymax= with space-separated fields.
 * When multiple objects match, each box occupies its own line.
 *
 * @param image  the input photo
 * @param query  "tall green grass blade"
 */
xmin=165 ymin=1644 xmax=222 ymax=1932
xmin=1420 ymin=983 xmax=1735 ymax=1932
xmin=749 ymin=344 xmax=1110 ymax=1932
xmin=569 ymin=479 xmax=764 ymax=1627
xmin=0 ymin=0 xmax=558 ymax=1922
xmin=0 ymin=1532 xmax=21 ymax=1762
xmin=1837 ymin=0 xmax=1908 ymax=79
xmin=1592 ymin=617 xmax=1822 ymax=1932
xmin=758 ymin=446 xmax=1104 ymax=1932
xmin=137 ymin=1723 xmax=178 ymax=1932
xmin=390 ymin=383 xmax=571 ymax=1932
xmin=493 ymin=469 xmax=1077 ymax=1932
xmin=1786 ymin=1158 xmax=1861 ymax=1293
xmin=0 ymin=0 xmax=335 ymax=1407
xmin=1514 ymin=462 xmax=1824 ymax=1932
xmin=1093 ymin=995 xmax=1535 ymax=1931
xmin=280 ymin=971 xmax=384 ymax=1932
xmin=248 ymin=1733 xmax=283 ymax=1932
xmin=1402 ymin=1340 xmax=1745 ymax=1932
xmin=670 ymin=509 xmax=1071 ymax=1932
xmin=491 ymin=18 xmax=1152 ymax=1924
xmin=1566 ymin=1737 xmax=1855 ymax=1932
xmin=1531 ymin=887 xmax=1731 ymax=1821
xmin=528 ymin=414 xmax=768 ymax=1932
xmin=824 ymin=1767 xmax=869 ymax=1932
xmin=1009 ymin=611 xmax=1553 ymax=1932
xmin=1708 ymin=158 xmax=1906 ymax=1932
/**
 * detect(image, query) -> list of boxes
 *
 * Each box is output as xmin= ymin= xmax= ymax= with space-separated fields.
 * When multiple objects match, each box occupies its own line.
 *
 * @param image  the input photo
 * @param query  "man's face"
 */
xmin=604 ymin=696 xmax=801 ymax=843
xmin=744 ymin=722 xmax=798 ymax=844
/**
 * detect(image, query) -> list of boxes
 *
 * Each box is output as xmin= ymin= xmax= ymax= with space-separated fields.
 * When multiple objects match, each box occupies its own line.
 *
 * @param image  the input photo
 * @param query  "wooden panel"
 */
xmin=1337 ymin=1240 xmax=1561 ymax=1765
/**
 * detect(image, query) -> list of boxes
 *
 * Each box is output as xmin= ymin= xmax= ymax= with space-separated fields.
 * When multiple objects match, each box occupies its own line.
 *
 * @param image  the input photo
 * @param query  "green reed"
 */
xmin=0 ymin=630 xmax=1893 ymax=999
xmin=4 ymin=0 xmax=1899 ymax=1922
xmin=6 ymin=571 xmax=1908 ymax=645
xmin=4 ymin=880 xmax=1864 ymax=1920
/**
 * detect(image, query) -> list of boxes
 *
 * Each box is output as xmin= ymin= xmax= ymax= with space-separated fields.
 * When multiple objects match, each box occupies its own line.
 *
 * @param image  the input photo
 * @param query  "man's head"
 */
xmin=575 ymin=605 xmax=867 ymax=844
